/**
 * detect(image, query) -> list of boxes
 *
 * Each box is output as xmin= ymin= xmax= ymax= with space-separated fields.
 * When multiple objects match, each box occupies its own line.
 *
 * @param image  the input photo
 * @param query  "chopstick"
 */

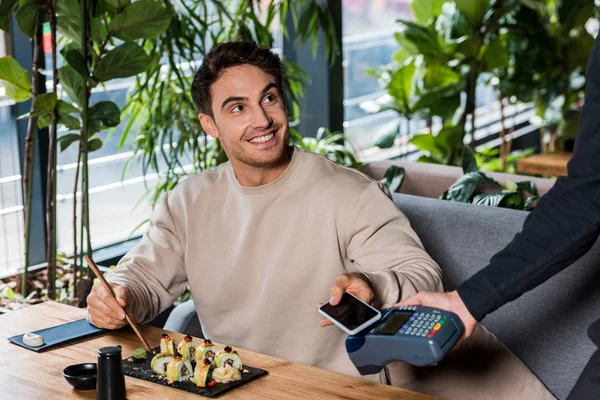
xmin=84 ymin=255 xmax=153 ymax=352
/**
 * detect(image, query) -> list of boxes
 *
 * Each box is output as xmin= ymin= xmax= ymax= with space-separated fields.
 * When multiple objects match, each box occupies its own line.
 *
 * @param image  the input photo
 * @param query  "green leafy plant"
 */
xmin=361 ymin=0 xmax=598 ymax=171
xmin=362 ymin=0 xmax=513 ymax=165
xmin=475 ymin=146 xmax=535 ymax=174
xmin=441 ymin=146 xmax=540 ymax=210
xmin=380 ymin=165 xmax=406 ymax=193
xmin=496 ymin=0 xmax=597 ymax=153
xmin=290 ymin=127 xmax=362 ymax=170
xmin=0 ymin=0 xmax=172 ymax=300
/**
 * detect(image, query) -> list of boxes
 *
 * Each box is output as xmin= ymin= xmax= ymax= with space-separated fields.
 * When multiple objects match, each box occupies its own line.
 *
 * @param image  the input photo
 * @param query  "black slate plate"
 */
xmin=122 ymin=347 xmax=268 ymax=398
xmin=8 ymin=318 xmax=107 ymax=352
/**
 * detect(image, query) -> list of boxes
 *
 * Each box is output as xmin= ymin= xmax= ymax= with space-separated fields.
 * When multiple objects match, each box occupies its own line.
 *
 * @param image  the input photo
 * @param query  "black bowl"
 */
xmin=63 ymin=363 xmax=97 ymax=390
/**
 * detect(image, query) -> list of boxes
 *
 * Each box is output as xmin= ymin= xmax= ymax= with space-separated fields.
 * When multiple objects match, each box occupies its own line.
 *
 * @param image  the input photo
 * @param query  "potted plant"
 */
xmin=0 ymin=0 xmax=173 ymax=308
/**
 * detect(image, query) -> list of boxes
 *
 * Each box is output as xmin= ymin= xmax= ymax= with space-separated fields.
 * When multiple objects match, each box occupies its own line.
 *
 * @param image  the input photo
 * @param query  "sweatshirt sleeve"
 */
xmin=346 ymin=181 xmax=444 ymax=308
xmin=105 ymin=191 xmax=188 ymax=323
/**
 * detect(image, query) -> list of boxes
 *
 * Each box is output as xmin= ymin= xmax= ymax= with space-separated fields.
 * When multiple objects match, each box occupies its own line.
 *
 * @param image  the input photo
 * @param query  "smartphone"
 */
xmin=318 ymin=292 xmax=382 ymax=335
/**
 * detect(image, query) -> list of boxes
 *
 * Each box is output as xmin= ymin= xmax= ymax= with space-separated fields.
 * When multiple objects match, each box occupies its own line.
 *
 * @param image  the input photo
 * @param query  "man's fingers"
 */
xmin=88 ymin=295 xmax=124 ymax=321
xmin=88 ymin=309 xmax=126 ymax=330
xmin=113 ymin=286 xmax=128 ymax=308
xmin=395 ymin=293 xmax=424 ymax=308
xmin=330 ymin=275 xmax=350 ymax=306
xmin=320 ymin=318 xmax=333 ymax=327
xmin=96 ymin=284 xmax=126 ymax=319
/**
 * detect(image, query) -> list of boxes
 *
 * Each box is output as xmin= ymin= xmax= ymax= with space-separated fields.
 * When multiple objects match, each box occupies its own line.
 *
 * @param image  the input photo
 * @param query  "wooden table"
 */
xmin=516 ymin=151 xmax=571 ymax=177
xmin=0 ymin=302 xmax=437 ymax=399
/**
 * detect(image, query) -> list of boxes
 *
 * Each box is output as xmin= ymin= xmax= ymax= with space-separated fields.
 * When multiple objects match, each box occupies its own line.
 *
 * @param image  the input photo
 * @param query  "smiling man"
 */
xmin=87 ymin=42 xmax=552 ymax=399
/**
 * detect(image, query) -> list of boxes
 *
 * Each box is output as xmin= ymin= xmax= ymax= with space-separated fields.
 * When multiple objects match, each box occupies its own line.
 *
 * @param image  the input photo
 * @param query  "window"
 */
xmin=342 ymin=0 xmax=412 ymax=154
xmin=0 ymin=33 xmax=26 ymax=275
xmin=341 ymin=1 xmax=532 ymax=162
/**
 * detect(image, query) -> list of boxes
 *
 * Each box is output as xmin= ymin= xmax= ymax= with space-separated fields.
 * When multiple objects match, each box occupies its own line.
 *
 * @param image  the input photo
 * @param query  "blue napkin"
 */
xmin=8 ymin=318 xmax=108 ymax=352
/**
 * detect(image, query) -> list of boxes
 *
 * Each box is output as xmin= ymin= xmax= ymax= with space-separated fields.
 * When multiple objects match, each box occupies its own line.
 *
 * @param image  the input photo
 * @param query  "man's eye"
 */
xmin=264 ymin=94 xmax=276 ymax=103
xmin=232 ymin=105 xmax=244 ymax=113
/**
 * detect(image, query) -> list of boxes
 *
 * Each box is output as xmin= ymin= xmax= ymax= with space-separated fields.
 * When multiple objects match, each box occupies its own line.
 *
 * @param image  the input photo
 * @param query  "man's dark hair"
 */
xmin=191 ymin=41 xmax=284 ymax=117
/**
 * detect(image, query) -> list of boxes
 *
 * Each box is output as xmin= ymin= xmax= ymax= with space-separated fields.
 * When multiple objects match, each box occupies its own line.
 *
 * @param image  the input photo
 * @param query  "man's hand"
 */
xmin=395 ymin=290 xmax=478 ymax=345
xmin=316 ymin=273 xmax=374 ymax=328
xmin=86 ymin=283 xmax=129 ymax=330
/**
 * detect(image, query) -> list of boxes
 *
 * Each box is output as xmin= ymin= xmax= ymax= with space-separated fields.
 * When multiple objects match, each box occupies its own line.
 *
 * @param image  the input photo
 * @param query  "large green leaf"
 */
xmin=37 ymin=114 xmax=52 ymax=128
xmin=89 ymin=101 xmax=121 ymax=127
xmin=410 ymin=0 xmax=445 ymax=25
xmin=34 ymin=92 xmax=57 ymax=111
xmin=0 ymin=56 xmax=31 ymax=102
xmin=58 ymin=133 xmax=81 ymax=152
xmin=394 ymin=32 xmax=420 ymax=58
xmin=0 ymin=0 xmax=19 ymax=32
xmin=64 ymin=49 xmax=88 ymax=77
xmin=473 ymin=192 xmax=509 ymax=208
xmin=56 ymin=0 xmax=79 ymax=18
xmin=456 ymin=36 xmax=481 ymax=59
xmin=59 ymin=65 xmax=86 ymax=107
xmin=88 ymin=138 xmax=103 ymax=152
xmin=481 ymin=37 xmax=509 ymax=71
xmin=441 ymin=171 xmax=502 ymax=202
xmin=56 ymin=0 xmax=82 ymax=44
xmin=516 ymin=181 xmax=536 ymax=195
xmin=94 ymin=42 xmax=150 ymax=82
xmin=388 ymin=61 xmax=416 ymax=110
xmin=474 ymin=191 xmax=527 ymax=209
xmin=423 ymin=64 xmax=461 ymax=90
xmin=104 ymin=0 xmax=131 ymax=8
xmin=374 ymin=119 xmax=400 ymax=149
xmin=454 ymin=0 xmax=489 ymax=27
xmin=108 ymin=0 xmax=172 ymax=41
xmin=57 ymin=99 xmax=81 ymax=130
xmin=501 ymin=192 xmax=524 ymax=209
xmin=461 ymin=146 xmax=478 ymax=173
xmin=90 ymin=18 xmax=108 ymax=43
xmin=436 ymin=125 xmax=464 ymax=153
xmin=38 ymin=106 xmax=80 ymax=130
xmin=360 ymin=94 xmax=401 ymax=114
xmin=57 ymin=15 xmax=81 ymax=44
xmin=15 ymin=2 xmax=40 ymax=38
xmin=412 ymin=83 xmax=463 ymax=120
xmin=380 ymin=165 xmax=406 ymax=193
xmin=558 ymin=0 xmax=595 ymax=33
xmin=396 ymin=20 xmax=440 ymax=56
xmin=410 ymin=133 xmax=446 ymax=161
xmin=57 ymin=99 xmax=79 ymax=114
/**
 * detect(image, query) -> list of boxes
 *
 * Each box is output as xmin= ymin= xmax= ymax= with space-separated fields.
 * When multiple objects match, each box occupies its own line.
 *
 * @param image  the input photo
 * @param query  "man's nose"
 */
xmin=251 ymin=106 xmax=272 ymax=129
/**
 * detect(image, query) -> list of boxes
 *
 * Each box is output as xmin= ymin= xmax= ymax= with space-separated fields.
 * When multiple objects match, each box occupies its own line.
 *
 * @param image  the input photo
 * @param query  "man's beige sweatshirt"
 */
xmin=106 ymin=146 xmax=443 ymax=379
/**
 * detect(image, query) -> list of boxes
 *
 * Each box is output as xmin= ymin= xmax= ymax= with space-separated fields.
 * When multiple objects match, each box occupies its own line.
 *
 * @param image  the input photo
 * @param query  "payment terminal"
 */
xmin=345 ymin=305 xmax=464 ymax=374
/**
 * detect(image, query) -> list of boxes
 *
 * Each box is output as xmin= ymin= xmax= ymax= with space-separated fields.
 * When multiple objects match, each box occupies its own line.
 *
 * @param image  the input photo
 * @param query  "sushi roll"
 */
xmin=151 ymin=353 xmax=174 ymax=376
xmin=195 ymin=339 xmax=219 ymax=365
xmin=177 ymin=335 xmax=198 ymax=361
xmin=166 ymin=355 xmax=193 ymax=384
xmin=160 ymin=333 xmax=175 ymax=356
xmin=191 ymin=358 xmax=214 ymax=388
xmin=215 ymin=346 xmax=243 ymax=371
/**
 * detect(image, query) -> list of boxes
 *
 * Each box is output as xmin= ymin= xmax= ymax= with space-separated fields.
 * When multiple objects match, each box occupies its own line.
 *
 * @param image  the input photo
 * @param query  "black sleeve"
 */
xmin=456 ymin=36 xmax=600 ymax=321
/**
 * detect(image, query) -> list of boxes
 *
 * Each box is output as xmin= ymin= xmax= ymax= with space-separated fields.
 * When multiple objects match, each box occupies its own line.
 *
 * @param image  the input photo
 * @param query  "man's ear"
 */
xmin=199 ymin=113 xmax=219 ymax=139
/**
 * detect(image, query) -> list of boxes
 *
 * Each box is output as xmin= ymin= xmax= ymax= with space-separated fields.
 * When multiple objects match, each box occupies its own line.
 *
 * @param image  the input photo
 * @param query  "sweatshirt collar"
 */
xmin=228 ymin=146 xmax=300 ymax=196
